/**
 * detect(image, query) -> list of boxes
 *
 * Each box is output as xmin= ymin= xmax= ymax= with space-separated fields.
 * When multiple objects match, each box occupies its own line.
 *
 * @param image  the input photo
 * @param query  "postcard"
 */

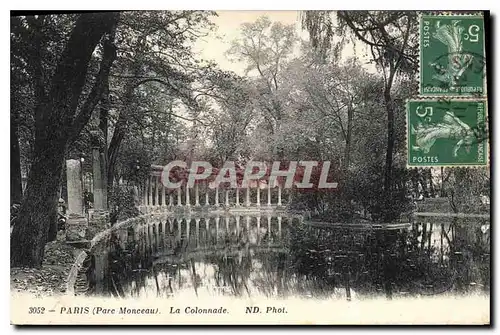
xmin=10 ymin=10 xmax=490 ymax=325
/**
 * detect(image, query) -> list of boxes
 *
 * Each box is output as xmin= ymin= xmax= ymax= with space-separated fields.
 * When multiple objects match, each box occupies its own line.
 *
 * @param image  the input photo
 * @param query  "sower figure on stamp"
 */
xmin=430 ymin=20 xmax=474 ymax=87
xmin=411 ymin=111 xmax=475 ymax=157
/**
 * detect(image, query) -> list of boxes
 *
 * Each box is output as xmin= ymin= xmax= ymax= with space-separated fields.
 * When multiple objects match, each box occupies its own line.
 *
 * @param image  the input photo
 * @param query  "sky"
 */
xmin=193 ymin=11 xmax=305 ymax=75
xmin=193 ymin=10 xmax=374 ymax=75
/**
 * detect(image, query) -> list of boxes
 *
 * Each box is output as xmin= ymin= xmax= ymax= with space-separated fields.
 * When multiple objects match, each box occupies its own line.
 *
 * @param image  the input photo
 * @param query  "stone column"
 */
xmin=256 ymin=216 xmax=261 ymax=244
xmin=245 ymin=188 xmax=250 ymax=207
xmin=143 ymin=183 xmax=148 ymax=207
xmin=215 ymin=188 xmax=219 ymax=206
xmin=215 ymin=217 xmax=220 ymax=244
xmin=161 ymin=184 xmax=167 ymax=207
xmin=278 ymin=185 xmax=282 ymax=206
xmin=161 ymin=220 xmax=167 ymax=249
xmin=177 ymin=219 xmax=182 ymax=241
xmin=147 ymin=176 xmax=153 ymax=206
xmin=256 ymin=187 xmax=260 ymax=207
xmin=66 ymin=159 xmax=88 ymax=243
xmin=235 ymin=216 xmax=240 ymax=234
xmin=235 ymin=189 xmax=240 ymax=206
xmin=195 ymin=218 xmax=200 ymax=248
xmin=195 ymin=184 xmax=200 ymax=206
xmin=154 ymin=176 xmax=159 ymax=207
xmin=267 ymin=216 xmax=272 ymax=245
xmin=205 ymin=191 xmax=210 ymax=206
xmin=185 ymin=186 xmax=191 ymax=207
xmin=177 ymin=187 xmax=182 ymax=206
xmin=278 ymin=216 xmax=282 ymax=239
xmin=225 ymin=190 xmax=229 ymax=206
xmin=66 ymin=159 xmax=84 ymax=216
xmin=267 ymin=184 xmax=271 ymax=206
xmin=132 ymin=185 xmax=140 ymax=208
xmin=245 ymin=215 xmax=250 ymax=232
xmin=92 ymin=148 xmax=106 ymax=210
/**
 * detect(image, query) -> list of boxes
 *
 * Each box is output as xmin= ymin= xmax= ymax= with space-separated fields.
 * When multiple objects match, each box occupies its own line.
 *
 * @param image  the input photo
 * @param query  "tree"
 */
xmin=303 ymin=11 xmax=418 ymax=221
xmin=103 ymin=11 xmax=215 ymax=190
xmin=226 ymin=16 xmax=297 ymax=159
xmin=11 ymin=12 xmax=120 ymax=267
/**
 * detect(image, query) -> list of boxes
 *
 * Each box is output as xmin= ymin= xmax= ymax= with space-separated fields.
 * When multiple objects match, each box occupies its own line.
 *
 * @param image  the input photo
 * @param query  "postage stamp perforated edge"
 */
xmin=405 ymin=97 xmax=490 ymax=169
xmin=417 ymin=11 xmax=487 ymax=98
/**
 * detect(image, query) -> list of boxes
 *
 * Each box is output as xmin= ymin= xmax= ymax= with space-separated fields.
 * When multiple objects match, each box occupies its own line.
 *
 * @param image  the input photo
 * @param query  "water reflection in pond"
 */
xmin=87 ymin=215 xmax=490 ymax=301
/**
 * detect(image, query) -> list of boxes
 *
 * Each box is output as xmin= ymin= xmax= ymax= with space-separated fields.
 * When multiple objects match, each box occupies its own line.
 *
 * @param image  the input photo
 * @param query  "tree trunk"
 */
xmin=344 ymin=106 xmax=353 ymax=172
xmin=107 ymin=73 xmax=138 ymax=190
xmin=100 ymin=78 xmax=110 ymax=205
xmin=10 ymin=12 xmax=119 ymax=267
xmin=382 ymin=84 xmax=395 ymax=222
xmin=11 ymin=142 xmax=65 ymax=267
xmin=10 ymin=108 xmax=23 ymax=205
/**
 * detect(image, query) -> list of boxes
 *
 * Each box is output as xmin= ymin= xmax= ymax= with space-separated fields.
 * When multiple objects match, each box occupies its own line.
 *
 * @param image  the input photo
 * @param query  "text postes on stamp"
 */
xmin=407 ymin=99 xmax=488 ymax=167
xmin=420 ymin=15 xmax=485 ymax=96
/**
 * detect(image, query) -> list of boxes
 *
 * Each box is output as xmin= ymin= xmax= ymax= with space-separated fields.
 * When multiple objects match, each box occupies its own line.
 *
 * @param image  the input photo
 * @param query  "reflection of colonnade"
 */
xmin=114 ymin=215 xmax=303 ymax=263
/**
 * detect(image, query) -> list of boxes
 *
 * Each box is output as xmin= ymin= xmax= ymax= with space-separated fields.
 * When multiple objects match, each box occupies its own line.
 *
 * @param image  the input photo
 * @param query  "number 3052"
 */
xmin=28 ymin=307 xmax=45 ymax=314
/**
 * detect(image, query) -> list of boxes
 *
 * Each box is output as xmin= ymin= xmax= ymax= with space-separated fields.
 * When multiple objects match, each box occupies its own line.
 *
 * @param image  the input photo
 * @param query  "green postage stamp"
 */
xmin=420 ymin=14 xmax=486 ymax=96
xmin=407 ymin=99 xmax=488 ymax=167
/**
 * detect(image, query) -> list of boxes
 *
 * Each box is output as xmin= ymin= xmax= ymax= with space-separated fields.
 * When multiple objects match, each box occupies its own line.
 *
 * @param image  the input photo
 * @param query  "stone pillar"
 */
xmin=256 ymin=216 xmax=261 ymax=244
xmin=66 ymin=159 xmax=84 ymax=216
xmin=132 ymin=185 xmax=140 ymax=208
xmin=267 ymin=184 xmax=271 ymax=206
xmin=177 ymin=219 xmax=182 ymax=241
xmin=245 ymin=188 xmax=250 ymax=207
xmin=215 ymin=188 xmax=219 ymax=206
xmin=177 ymin=187 xmax=182 ymax=206
xmin=225 ymin=190 xmax=229 ymax=206
xmin=267 ymin=216 xmax=272 ymax=245
xmin=205 ymin=191 xmax=210 ymax=206
xmin=185 ymin=186 xmax=191 ymax=207
xmin=195 ymin=184 xmax=200 ymax=206
xmin=92 ymin=148 xmax=106 ymax=210
xmin=161 ymin=184 xmax=166 ymax=207
xmin=278 ymin=216 xmax=282 ymax=239
xmin=235 ymin=189 xmax=240 ymax=206
xmin=154 ymin=176 xmax=159 ymax=207
xmin=195 ymin=218 xmax=200 ymax=248
xmin=256 ymin=187 xmax=260 ymax=206
xmin=278 ymin=185 xmax=282 ymax=206
xmin=161 ymin=220 xmax=167 ymax=249
xmin=215 ymin=217 xmax=220 ymax=244
xmin=151 ymin=224 xmax=157 ymax=252
xmin=66 ymin=159 xmax=88 ymax=243
xmin=236 ymin=216 xmax=240 ymax=234
xmin=143 ymin=183 xmax=148 ymax=206
xmin=169 ymin=193 xmax=173 ymax=206
xmin=186 ymin=218 xmax=190 ymax=241
xmin=147 ymin=176 xmax=153 ymax=206
xmin=225 ymin=216 xmax=230 ymax=232
xmin=245 ymin=215 xmax=250 ymax=232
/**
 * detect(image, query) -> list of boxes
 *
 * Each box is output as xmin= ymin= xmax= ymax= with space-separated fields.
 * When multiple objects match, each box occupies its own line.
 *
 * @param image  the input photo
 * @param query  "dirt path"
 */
xmin=10 ymin=232 xmax=79 ymax=297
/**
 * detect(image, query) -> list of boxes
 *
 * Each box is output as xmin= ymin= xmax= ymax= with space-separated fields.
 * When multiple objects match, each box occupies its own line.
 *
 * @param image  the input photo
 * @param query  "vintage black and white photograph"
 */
xmin=10 ymin=10 xmax=490 ymax=325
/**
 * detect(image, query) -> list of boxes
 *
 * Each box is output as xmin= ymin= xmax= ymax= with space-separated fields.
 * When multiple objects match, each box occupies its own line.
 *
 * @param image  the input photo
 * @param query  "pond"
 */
xmin=84 ymin=214 xmax=490 ymax=301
